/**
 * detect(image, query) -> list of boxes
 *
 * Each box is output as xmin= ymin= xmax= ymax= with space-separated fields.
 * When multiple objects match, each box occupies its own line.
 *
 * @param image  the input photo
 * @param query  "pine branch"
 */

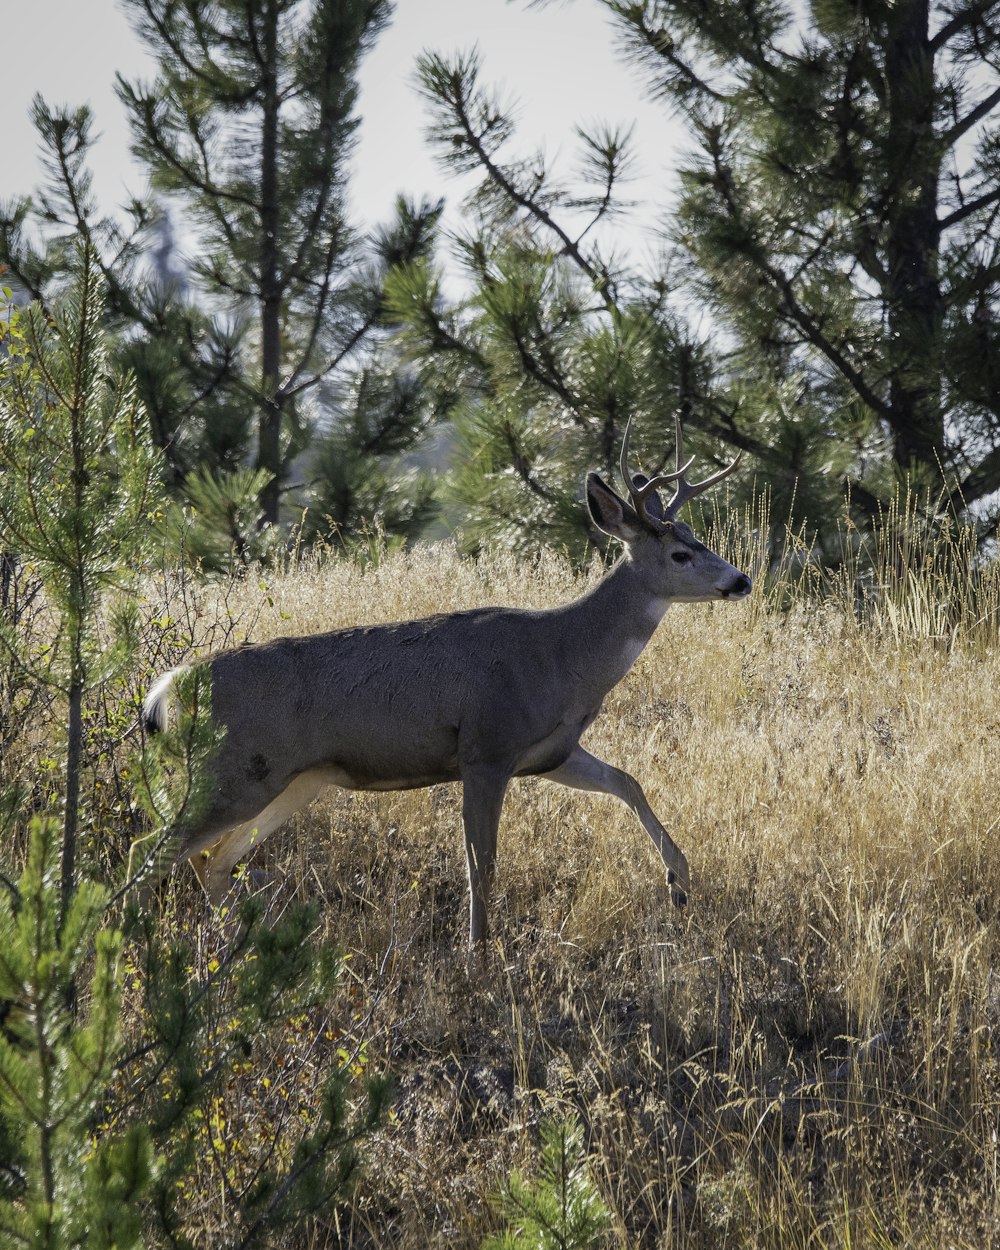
xmin=128 ymin=0 xmax=259 ymax=105
xmin=702 ymin=138 xmax=892 ymax=420
xmin=281 ymin=312 xmax=379 ymax=401
xmin=115 ymin=80 xmax=252 ymax=263
xmin=422 ymin=53 xmax=619 ymax=312
xmin=929 ymin=0 xmax=1000 ymax=53
xmin=624 ymin=5 xmax=727 ymax=103
xmin=940 ymin=82 xmax=1000 ymax=147
xmin=501 ymin=421 xmax=562 ymax=504
xmin=507 ymin=324 xmax=584 ymax=418
xmin=940 ymin=180 xmax=1000 ymax=229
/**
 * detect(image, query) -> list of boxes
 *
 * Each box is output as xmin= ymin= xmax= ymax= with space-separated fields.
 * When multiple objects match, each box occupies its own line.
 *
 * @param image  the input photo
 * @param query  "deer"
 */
xmin=142 ymin=417 xmax=751 ymax=948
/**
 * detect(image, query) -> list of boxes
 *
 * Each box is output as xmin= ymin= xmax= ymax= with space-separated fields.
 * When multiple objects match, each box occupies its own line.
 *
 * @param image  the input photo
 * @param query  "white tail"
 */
xmin=142 ymin=419 xmax=751 ymax=947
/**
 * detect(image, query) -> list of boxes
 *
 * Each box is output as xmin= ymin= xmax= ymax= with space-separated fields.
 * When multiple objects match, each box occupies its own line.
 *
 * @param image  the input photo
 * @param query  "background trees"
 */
xmin=609 ymin=0 xmax=1000 ymax=527
xmin=1 ymin=0 xmax=441 ymax=550
xmin=389 ymin=0 xmax=1000 ymax=553
xmin=7 ymin=1 xmax=999 ymax=556
xmin=115 ymin=0 xmax=437 ymax=527
xmin=383 ymin=48 xmax=710 ymax=556
xmin=0 ymin=247 xmax=161 ymax=919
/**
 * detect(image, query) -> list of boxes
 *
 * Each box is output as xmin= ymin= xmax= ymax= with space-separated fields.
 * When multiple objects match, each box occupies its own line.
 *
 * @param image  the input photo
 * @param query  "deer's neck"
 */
xmin=554 ymin=555 xmax=669 ymax=699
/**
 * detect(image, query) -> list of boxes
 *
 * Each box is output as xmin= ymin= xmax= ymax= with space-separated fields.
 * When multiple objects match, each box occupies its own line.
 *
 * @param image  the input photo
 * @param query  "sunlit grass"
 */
xmin=10 ymin=497 xmax=1000 ymax=1247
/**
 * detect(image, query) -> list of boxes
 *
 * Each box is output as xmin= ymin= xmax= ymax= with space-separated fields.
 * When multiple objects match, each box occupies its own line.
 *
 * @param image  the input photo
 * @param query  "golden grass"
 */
xmin=15 ymin=520 xmax=1000 ymax=1247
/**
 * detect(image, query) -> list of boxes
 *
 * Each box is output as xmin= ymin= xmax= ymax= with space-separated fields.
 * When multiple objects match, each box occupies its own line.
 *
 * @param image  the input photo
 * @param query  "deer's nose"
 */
xmin=722 ymin=573 xmax=752 ymax=599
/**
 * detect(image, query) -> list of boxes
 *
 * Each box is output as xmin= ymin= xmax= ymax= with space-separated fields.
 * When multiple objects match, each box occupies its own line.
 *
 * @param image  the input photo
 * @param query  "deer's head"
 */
xmin=586 ymin=417 xmax=752 ymax=604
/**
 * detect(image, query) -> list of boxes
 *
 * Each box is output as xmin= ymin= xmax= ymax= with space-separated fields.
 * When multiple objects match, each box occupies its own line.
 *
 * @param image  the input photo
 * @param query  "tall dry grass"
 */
xmin=10 ymin=506 xmax=1000 ymax=1248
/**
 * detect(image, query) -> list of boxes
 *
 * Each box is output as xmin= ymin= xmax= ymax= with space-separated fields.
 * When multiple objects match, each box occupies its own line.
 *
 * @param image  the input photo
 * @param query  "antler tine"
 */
xmin=618 ymin=415 xmax=636 ymax=500
xmin=673 ymin=411 xmax=685 ymax=477
xmin=619 ymin=416 xmax=696 ymax=524
xmin=665 ymin=448 xmax=744 ymax=519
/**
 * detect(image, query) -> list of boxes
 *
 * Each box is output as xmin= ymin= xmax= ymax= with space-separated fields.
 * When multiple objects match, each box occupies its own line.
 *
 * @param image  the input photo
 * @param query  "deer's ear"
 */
xmin=586 ymin=473 xmax=643 ymax=543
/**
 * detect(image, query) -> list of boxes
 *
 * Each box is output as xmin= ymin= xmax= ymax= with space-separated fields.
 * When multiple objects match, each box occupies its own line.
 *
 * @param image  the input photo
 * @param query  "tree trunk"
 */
xmin=258 ymin=1 xmax=283 ymax=526
xmin=61 ymin=677 xmax=83 ymax=936
xmin=883 ymin=0 xmax=946 ymax=476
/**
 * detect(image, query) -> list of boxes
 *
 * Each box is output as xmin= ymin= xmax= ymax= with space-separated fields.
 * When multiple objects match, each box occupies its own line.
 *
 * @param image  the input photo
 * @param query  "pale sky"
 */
xmin=4 ymin=0 xmax=685 ymax=268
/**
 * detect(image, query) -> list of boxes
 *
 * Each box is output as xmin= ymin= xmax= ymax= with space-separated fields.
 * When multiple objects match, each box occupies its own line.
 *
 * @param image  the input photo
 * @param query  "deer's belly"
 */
xmin=343 ymin=770 xmax=460 ymax=792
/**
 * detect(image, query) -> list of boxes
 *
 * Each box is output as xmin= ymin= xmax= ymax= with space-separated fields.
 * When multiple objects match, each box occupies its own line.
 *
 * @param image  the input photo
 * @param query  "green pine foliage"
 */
xmin=0 ymin=249 xmax=160 ymax=631
xmin=114 ymin=0 xmax=442 ymax=528
xmin=0 ymin=817 xmax=153 ymax=1250
xmin=0 ymin=98 xmax=252 ymax=494
xmin=307 ymin=362 xmax=438 ymax=548
xmin=2 ymin=6 xmax=443 ymax=549
xmin=385 ymin=46 xmax=747 ymax=558
xmin=604 ymin=0 xmax=1000 ymax=533
xmin=484 ymin=1115 xmax=612 ymax=1250
xmin=0 ymin=245 xmax=162 ymax=917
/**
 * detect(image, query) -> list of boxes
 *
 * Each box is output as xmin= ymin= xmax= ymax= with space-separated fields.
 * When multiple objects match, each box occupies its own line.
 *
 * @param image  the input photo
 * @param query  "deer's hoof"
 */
xmin=666 ymin=869 xmax=688 ymax=908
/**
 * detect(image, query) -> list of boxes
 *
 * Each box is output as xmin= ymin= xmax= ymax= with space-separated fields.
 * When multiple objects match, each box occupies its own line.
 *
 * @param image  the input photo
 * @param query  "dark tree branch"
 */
xmin=940 ymin=82 xmax=1000 ymax=146
xmin=444 ymin=83 xmax=619 ymax=313
xmin=955 ymin=440 xmax=1000 ymax=505
xmin=930 ymin=0 xmax=1000 ymax=53
xmin=940 ymin=180 xmax=1000 ymax=229
xmin=627 ymin=9 xmax=728 ymax=103
xmin=281 ymin=314 xmax=378 ymax=402
xmin=705 ymin=143 xmax=892 ymax=420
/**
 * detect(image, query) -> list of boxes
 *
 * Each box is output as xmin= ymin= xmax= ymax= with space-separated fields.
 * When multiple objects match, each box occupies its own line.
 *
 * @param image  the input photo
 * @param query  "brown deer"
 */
xmin=143 ymin=418 xmax=751 ymax=946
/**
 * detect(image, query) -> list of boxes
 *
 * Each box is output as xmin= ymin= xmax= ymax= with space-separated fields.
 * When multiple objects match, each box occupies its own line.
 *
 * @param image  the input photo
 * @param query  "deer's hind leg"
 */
xmin=541 ymin=745 xmax=690 ymax=903
xmin=191 ymin=769 xmax=333 ymax=902
xmin=460 ymin=766 xmax=510 ymax=948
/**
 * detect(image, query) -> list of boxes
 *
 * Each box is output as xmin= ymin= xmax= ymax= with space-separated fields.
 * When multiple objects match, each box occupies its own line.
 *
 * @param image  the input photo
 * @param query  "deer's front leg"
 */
xmin=460 ymin=767 xmax=510 ymax=948
xmin=542 ymin=745 xmax=690 ymax=904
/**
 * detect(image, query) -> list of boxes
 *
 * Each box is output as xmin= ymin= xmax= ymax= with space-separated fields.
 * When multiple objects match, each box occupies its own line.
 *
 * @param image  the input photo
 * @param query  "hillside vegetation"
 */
xmin=7 ymin=513 xmax=1000 ymax=1248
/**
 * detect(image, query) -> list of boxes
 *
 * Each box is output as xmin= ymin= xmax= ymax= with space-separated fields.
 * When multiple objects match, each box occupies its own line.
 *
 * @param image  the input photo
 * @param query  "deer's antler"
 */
xmin=619 ymin=416 xmax=694 ymax=525
xmin=619 ymin=414 xmax=743 ymax=527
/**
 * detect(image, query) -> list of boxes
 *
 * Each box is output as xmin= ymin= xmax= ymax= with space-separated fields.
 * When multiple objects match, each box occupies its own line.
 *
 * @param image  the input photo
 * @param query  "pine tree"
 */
xmin=0 ymin=252 xmax=161 ymax=1249
xmin=386 ymin=46 xmax=745 ymax=557
xmin=0 ymin=252 xmax=389 ymax=1249
xmin=0 ymin=818 xmax=153 ymax=1250
xmin=603 ymin=0 xmax=1000 ymax=533
xmin=0 ymin=98 xmax=252 ymax=492
xmin=0 ymin=245 xmax=161 ymax=922
xmin=115 ymin=0 xmax=441 ymax=527
xmin=483 ymin=1115 xmax=612 ymax=1250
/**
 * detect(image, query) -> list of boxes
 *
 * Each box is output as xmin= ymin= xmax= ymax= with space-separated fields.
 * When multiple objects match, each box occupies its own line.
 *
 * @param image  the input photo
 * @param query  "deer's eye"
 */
xmin=671 ymin=550 xmax=692 ymax=565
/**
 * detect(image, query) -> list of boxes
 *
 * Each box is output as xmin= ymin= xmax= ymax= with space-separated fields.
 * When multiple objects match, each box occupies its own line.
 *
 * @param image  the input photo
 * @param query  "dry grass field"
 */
xmin=18 ymin=509 xmax=1000 ymax=1248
